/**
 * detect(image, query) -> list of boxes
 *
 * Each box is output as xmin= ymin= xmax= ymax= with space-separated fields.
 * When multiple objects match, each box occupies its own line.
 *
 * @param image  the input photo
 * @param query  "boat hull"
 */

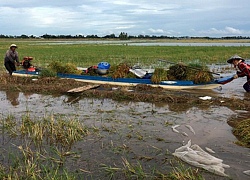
xmin=57 ymin=73 xmax=222 ymax=90
xmin=71 ymin=78 xmax=221 ymax=90
xmin=12 ymin=70 xmax=222 ymax=90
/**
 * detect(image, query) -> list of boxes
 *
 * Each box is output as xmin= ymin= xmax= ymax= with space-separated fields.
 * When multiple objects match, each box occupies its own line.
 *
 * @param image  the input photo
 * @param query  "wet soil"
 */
xmin=0 ymin=74 xmax=250 ymax=179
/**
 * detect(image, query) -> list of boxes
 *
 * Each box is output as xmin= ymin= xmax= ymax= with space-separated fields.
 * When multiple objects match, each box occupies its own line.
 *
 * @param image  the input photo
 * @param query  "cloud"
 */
xmin=148 ymin=28 xmax=165 ymax=34
xmin=0 ymin=1 xmax=250 ymax=36
xmin=197 ymin=27 xmax=250 ymax=36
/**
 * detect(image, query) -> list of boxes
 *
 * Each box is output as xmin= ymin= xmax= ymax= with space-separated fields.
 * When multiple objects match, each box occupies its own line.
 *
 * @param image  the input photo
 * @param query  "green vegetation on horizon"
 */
xmin=0 ymin=39 xmax=249 ymax=70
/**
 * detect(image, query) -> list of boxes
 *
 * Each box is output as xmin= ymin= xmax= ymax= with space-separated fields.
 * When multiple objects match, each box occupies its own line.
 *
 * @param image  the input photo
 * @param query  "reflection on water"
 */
xmin=31 ymin=40 xmax=250 ymax=47
xmin=6 ymin=91 xmax=19 ymax=106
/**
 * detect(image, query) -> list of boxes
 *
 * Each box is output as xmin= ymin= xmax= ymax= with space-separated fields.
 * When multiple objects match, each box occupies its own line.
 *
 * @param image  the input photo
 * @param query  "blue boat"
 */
xmin=12 ymin=69 xmax=233 ymax=90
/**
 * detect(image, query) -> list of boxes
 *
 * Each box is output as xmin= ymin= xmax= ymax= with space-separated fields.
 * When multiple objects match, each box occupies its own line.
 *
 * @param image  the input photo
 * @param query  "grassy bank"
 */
xmin=0 ymin=39 xmax=249 ymax=71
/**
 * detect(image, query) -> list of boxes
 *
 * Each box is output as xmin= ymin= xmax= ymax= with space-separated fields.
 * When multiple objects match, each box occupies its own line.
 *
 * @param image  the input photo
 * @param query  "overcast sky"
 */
xmin=0 ymin=0 xmax=249 ymax=37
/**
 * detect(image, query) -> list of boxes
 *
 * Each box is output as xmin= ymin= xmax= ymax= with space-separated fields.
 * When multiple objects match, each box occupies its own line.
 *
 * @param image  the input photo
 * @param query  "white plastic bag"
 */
xmin=172 ymin=140 xmax=230 ymax=177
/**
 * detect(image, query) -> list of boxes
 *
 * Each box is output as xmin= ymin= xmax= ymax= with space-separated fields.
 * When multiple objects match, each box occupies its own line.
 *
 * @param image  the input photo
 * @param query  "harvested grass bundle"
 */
xmin=167 ymin=63 xmax=188 ymax=80
xmin=167 ymin=63 xmax=213 ymax=84
xmin=49 ymin=61 xmax=82 ymax=75
xmin=186 ymin=64 xmax=213 ymax=84
xmin=233 ymin=119 xmax=250 ymax=147
xmin=111 ymin=63 xmax=130 ymax=79
xmin=186 ymin=70 xmax=213 ymax=84
xmin=39 ymin=69 xmax=57 ymax=77
xmin=151 ymin=68 xmax=168 ymax=84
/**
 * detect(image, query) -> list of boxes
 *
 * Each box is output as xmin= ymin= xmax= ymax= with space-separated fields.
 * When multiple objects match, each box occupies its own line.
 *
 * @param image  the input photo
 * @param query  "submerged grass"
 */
xmin=101 ymin=157 xmax=205 ymax=180
xmin=0 ymin=112 xmax=207 ymax=179
xmin=169 ymin=163 xmax=204 ymax=180
xmin=0 ymin=113 xmax=88 ymax=179
xmin=20 ymin=113 xmax=89 ymax=149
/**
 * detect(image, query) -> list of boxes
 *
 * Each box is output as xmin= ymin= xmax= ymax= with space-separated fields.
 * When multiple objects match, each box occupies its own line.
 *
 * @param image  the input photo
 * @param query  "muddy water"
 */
xmin=0 ymin=76 xmax=249 ymax=180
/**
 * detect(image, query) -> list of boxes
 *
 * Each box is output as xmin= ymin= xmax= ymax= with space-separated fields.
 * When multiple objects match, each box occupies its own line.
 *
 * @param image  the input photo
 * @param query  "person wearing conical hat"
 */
xmin=227 ymin=55 xmax=250 ymax=92
xmin=4 ymin=44 xmax=20 ymax=75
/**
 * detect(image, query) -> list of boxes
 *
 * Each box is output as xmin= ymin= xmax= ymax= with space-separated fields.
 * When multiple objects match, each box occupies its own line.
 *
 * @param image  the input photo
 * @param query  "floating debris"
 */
xmin=185 ymin=125 xmax=195 ymax=135
xmin=111 ymin=87 xmax=119 ymax=90
xmin=171 ymin=125 xmax=180 ymax=133
xmin=205 ymin=147 xmax=216 ymax=154
xmin=173 ymin=140 xmax=230 ymax=177
xmin=67 ymin=85 xmax=100 ymax=93
xmin=243 ymin=170 xmax=250 ymax=176
xmin=199 ymin=96 xmax=212 ymax=100
xmin=181 ymin=132 xmax=188 ymax=137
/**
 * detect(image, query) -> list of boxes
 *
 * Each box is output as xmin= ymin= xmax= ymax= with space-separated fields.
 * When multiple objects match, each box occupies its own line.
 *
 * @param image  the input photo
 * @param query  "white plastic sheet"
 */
xmin=172 ymin=140 xmax=230 ymax=177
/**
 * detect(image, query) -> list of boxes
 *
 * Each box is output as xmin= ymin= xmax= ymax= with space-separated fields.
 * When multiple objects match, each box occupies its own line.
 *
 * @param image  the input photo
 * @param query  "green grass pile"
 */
xmin=48 ymin=61 xmax=82 ymax=74
xmin=233 ymin=119 xmax=250 ymax=147
xmin=151 ymin=68 xmax=168 ymax=84
xmin=167 ymin=63 xmax=213 ymax=84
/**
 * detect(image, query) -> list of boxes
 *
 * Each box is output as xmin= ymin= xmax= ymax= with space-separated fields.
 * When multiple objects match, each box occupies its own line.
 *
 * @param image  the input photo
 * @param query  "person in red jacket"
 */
xmin=227 ymin=55 xmax=250 ymax=92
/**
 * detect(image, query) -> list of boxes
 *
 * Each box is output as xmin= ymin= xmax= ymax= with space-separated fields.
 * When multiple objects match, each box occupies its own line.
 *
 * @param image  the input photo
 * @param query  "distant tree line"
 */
xmin=0 ymin=33 xmax=249 ymax=40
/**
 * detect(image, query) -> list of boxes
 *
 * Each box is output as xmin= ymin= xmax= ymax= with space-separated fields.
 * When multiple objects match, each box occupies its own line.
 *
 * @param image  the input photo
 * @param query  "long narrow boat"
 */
xmin=13 ymin=70 xmax=232 ymax=90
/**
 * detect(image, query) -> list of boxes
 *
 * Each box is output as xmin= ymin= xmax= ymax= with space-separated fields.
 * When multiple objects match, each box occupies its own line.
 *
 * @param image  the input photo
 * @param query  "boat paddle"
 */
xmin=215 ymin=75 xmax=234 ymax=85
xmin=158 ymin=59 xmax=221 ymax=76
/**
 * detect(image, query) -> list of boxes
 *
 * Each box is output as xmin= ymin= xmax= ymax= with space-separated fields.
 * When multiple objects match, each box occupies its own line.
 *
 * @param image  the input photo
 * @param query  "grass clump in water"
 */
xmin=0 ymin=113 xmax=89 ymax=179
xmin=169 ymin=163 xmax=204 ymax=180
xmin=20 ymin=113 xmax=88 ymax=149
xmin=232 ymin=118 xmax=250 ymax=147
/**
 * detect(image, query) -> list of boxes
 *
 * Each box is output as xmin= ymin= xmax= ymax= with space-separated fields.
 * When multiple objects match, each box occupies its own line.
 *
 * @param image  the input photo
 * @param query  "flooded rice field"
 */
xmin=0 ymin=75 xmax=249 ymax=179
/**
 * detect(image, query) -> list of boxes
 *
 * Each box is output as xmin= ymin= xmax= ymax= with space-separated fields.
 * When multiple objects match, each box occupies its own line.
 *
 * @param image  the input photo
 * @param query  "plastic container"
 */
xmin=97 ymin=62 xmax=110 ymax=69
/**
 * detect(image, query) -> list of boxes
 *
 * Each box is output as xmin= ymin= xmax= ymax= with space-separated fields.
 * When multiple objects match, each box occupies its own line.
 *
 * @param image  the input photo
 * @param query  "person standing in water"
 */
xmin=227 ymin=55 xmax=250 ymax=92
xmin=4 ymin=44 xmax=20 ymax=75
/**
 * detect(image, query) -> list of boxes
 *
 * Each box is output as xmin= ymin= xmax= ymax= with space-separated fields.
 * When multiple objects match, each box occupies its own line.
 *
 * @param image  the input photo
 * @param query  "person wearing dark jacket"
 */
xmin=227 ymin=55 xmax=250 ymax=92
xmin=4 ymin=44 xmax=19 ymax=75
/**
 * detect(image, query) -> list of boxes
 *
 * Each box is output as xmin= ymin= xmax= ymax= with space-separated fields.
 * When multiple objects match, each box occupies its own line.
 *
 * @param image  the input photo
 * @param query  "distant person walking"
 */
xmin=4 ymin=44 xmax=19 ymax=75
xmin=227 ymin=55 xmax=250 ymax=92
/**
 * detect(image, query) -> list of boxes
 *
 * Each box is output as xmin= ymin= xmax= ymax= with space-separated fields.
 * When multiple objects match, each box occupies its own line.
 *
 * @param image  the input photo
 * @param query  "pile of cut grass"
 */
xmin=167 ymin=63 xmax=213 ymax=84
xmin=232 ymin=119 xmax=250 ymax=147
xmin=110 ymin=63 xmax=131 ymax=79
xmin=151 ymin=68 xmax=168 ymax=84
xmin=48 ymin=61 xmax=82 ymax=74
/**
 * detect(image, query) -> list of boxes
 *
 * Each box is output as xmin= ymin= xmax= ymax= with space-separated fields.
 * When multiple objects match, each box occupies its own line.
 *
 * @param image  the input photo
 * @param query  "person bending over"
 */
xmin=4 ymin=44 xmax=19 ymax=75
xmin=227 ymin=55 xmax=250 ymax=92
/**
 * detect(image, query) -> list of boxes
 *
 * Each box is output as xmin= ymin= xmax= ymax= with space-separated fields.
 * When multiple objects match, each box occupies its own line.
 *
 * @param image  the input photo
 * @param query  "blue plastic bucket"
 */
xmin=98 ymin=62 xmax=110 ymax=69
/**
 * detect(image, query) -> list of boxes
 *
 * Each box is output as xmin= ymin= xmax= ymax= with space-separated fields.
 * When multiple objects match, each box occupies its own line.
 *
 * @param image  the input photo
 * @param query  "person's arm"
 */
xmin=237 ymin=63 xmax=250 ymax=77
xmin=15 ymin=52 xmax=19 ymax=63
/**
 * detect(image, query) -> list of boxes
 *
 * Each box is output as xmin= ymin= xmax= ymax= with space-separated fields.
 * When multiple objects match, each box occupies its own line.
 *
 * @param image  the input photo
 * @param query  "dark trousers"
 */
xmin=243 ymin=78 xmax=250 ymax=92
xmin=4 ymin=61 xmax=16 ymax=75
